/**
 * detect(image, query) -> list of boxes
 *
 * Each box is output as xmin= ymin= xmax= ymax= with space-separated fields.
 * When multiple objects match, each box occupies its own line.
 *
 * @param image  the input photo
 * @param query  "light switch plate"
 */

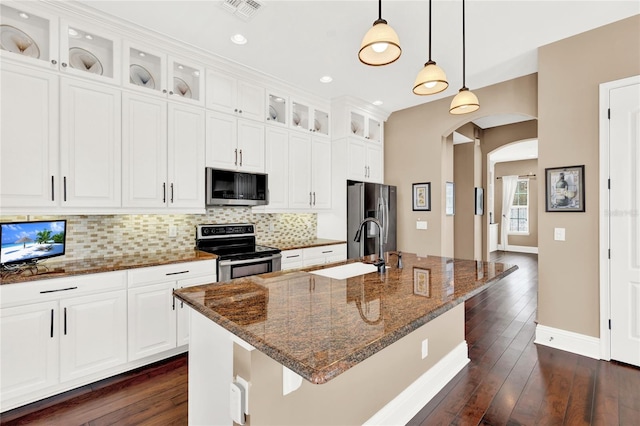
xmin=168 ymin=225 xmax=177 ymax=237
xmin=416 ymin=221 xmax=428 ymax=230
xmin=554 ymin=228 xmax=565 ymax=241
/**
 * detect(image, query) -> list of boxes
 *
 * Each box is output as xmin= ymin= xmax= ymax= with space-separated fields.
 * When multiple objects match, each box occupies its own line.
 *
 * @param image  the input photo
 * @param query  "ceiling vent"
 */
xmin=221 ymin=0 xmax=264 ymax=21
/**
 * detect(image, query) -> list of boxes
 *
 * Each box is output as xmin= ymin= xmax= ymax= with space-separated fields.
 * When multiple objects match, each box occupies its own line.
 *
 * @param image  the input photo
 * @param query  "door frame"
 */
xmin=598 ymin=74 xmax=640 ymax=360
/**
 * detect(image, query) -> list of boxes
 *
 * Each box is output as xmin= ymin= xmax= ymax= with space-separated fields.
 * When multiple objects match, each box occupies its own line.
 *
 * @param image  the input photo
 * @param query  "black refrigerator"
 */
xmin=347 ymin=181 xmax=397 ymax=259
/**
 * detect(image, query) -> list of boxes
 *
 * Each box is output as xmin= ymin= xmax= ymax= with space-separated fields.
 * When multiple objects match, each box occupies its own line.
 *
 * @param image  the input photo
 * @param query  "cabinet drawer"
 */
xmin=128 ymin=260 xmax=216 ymax=288
xmin=304 ymin=244 xmax=346 ymax=260
xmin=281 ymin=249 xmax=303 ymax=270
xmin=0 ymin=271 xmax=126 ymax=308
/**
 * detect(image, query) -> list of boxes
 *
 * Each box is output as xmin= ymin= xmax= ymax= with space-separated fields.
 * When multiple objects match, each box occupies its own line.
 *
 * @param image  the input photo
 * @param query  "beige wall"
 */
xmin=454 ymin=138 xmax=483 ymax=260
xmin=385 ymin=73 xmax=537 ymax=257
xmin=537 ymin=15 xmax=640 ymax=337
xmin=493 ymin=159 xmax=539 ymax=248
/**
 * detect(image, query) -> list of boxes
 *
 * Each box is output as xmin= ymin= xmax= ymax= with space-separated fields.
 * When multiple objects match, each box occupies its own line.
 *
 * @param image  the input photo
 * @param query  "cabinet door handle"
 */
xmin=166 ymin=270 xmax=189 ymax=276
xmin=163 ymin=182 xmax=166 ymax=203
xmin=309 ymin=192 xmax=312 ymax=206
xmin=163 ymin=89 xmax=167 ymax=94
xmin=63 ymin=176 xmax=67 ymax=201
xmin=64 ymin=307 xmax=67 ymax=335
xmin=51 ymin=176 xmax=55 ymax=201
xmin=286 ymin=254 xmax=300 ymax=259
xmin=169 ymin=91 xmax=174 ymax=95
xmin=322 ymin=250 xmax=333 ymax=254
xmin=51 ymin=59 xmax=57 ymax=65
xmin=313 ymin=192 xmax=316 ymax=206
xmin=239 ymin=149 xmax=243 ymax=166
xmin=170 ymin=183 xmax=174 ymax=203
xmin=40 ymin=286 xmax=78 ymax=294
xmin=61 ymin=62 xmax=68 ymax=68
xmin=50 ymin=309 xmax=54 ymax=338
xmin=235 ymin=149 xmax=238 ymax=165
xmin=172 ymin=296 xmax=176 ymax=311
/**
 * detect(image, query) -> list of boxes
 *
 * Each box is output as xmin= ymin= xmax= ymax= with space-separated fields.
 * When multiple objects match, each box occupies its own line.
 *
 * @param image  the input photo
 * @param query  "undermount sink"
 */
xmin=309 ymin=262 xmax=378 ymax=279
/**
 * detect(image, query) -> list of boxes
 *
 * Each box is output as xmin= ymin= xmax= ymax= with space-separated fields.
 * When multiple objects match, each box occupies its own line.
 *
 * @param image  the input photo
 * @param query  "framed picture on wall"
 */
xmin=412 ymin=182 xmax=431 ymax=211
xmin=545 ymin=165 xmax=585 ymax=212
xmin=475 ymin=187 xmax=484 ymax=215
xmin=445 ymin=182 xmax=455 ymax=215
xmin=413 ymin=268 xmax=430 ymax=297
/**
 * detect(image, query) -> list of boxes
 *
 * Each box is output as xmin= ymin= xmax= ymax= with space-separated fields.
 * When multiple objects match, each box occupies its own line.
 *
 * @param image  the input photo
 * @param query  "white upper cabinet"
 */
xmin=288 ymin=133 xmax=331 ymax=210
xmin=59 ymin=19 xmax=120 ymax=84
xmin=206 ymin=111 xmax=265 ymax=173
xmin=264 ymin=127 xmax=290 ymax=209
xmin=347 ymin=110 xmax=382 ymax=143
xmin=123 ymin=42 xmax=204 ymax=106
xmin=346 ymin=137 xmax=383 ymax=183
xmin=0 ymin=3 xmax=120 ymax=85
xmin=206 ymin=70 xmax=265 ymax=121
xmin=291 ymin=99 xmax=330 ymax=137
xmin=266 ymin=92 xmax=288 ymax=127
xmin=0 ymin=2 xmax=58 ymax=70
xmin=0 ymin=63 xmax=59 ymax=208
xmin=59 ymin=77 xmax=121 ymax=208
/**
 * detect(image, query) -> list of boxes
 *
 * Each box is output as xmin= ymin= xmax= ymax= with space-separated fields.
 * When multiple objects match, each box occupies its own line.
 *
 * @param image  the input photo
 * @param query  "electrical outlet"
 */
xmin=269 ymin=223 xmax=275 ymax=232
xmin=169 ymin=225 xmax=177 ymax=238
xmin=421 ymin=338 xmax=429 ymax=359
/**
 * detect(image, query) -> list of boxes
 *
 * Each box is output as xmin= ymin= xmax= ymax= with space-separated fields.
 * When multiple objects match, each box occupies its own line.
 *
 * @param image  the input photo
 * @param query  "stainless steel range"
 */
xmin=195 ymin=224 xmax=281 ymax=282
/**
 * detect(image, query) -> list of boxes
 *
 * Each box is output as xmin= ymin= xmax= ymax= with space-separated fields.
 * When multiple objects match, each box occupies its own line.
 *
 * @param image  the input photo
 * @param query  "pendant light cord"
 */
xmin=428 ymin=0 xmax=432 ymax=61
xmin=378 ymin=0 xmax=382 ymax=20
xmin=462 ymin=0 xmax=467 ymax=88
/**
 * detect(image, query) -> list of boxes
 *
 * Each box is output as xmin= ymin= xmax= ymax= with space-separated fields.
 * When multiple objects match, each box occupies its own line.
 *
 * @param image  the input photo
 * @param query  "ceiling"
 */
xmin=78 ymin=1 xmax=638 ymax=115
xmin=490 ymin=139 xmax=538 ymax=163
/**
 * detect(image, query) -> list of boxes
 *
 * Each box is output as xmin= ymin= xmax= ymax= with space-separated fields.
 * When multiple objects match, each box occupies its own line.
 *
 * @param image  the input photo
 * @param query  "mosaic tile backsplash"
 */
xmin=0 ymin=209 xmax=317 ymax=262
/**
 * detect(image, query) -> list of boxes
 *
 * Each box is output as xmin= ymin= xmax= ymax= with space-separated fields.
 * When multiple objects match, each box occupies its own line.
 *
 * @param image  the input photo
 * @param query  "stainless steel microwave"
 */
xmin=205 ymin=168 xmax=268 ymax=207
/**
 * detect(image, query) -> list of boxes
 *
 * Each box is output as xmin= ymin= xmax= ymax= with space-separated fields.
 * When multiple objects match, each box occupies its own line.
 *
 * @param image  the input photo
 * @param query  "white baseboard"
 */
xmin=534 ymin=324 xmax=600 ymax=360
xmin=497 ymin=244 xmax=538 ymax=254
xmin=364 ymin=341 xmax=470 ymax=426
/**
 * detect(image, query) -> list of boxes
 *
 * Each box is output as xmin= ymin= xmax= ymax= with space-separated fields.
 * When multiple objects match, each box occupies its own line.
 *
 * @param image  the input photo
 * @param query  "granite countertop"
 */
xmin=173 ymin=252 xmax=517 ymax=384
xmin=0 ymin=249 xmax=216 ymax=285
xmin=275 ymin=239 xmax=346 ymax=251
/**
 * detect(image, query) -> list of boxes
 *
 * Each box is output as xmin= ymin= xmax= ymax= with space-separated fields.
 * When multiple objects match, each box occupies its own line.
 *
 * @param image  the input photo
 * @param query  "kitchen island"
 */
xmin=174 ymin=253 xmax=517 ymax=425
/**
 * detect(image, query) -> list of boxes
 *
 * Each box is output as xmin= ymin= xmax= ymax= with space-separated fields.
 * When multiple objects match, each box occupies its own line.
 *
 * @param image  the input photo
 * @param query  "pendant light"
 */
xmin=413 ymin=0 xmax=448 ymax=95
xmin=450 ymin=0 xmax=480 ymax=114
xmin=358 ymin=0 xmax=402 ymax=66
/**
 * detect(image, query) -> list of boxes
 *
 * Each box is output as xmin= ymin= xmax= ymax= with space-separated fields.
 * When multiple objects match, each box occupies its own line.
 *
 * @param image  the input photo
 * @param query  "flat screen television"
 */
xmin=1 ymin=220 xmax=67 ymax=267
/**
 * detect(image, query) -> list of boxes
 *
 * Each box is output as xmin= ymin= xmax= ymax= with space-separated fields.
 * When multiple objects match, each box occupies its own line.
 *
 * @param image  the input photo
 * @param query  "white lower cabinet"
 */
xmin=59 ymin=290 xmax=127 ymax=383
xmin=281 ymin=244 xmax=347 ymax=270
xmin=0 ymin=301 xmax=59 ymax=404
xmin=302 ymin=244 xmax=347 ymax=267
xmin=127 ymin=260 xmax=216 ymax=361
xmin=0 ymin=271 xmax=127 ymax=410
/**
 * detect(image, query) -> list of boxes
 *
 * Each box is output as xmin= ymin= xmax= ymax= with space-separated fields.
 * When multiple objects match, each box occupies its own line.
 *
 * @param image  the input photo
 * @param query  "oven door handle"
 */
xmin=218 ymin=253 xmax=282 ymax=267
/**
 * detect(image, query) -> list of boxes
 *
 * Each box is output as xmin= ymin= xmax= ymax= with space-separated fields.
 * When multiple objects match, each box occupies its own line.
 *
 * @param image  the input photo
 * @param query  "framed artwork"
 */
xmin=413 ymin=268 xmax=430 ymax=297
xmin=475 ymin=187 xmax=484 ymax=215
xmin=445 ymin=182 xmax=455 ymax=215
xmin=545 ymin=165 xmax=585 ymax=212
xmin=412 ymin=182 xmax=431 ymax=211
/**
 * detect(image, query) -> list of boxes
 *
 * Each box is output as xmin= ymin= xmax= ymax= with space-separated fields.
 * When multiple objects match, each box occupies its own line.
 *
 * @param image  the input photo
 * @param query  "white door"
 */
xmin=0 ymin=302 xmax=59 ymax=403
xmin=610 ymin=81 xmax=640 ymax=367
xmin=265 ymin=127 xmax=289 ymax=209
xmin=237 ymin=120 xmax=265 ymax=173
xmin=288 ymin=132 xmax=313 ymax=209
xmin=206 ymin=111 xmax=237 ymax=170
xmin=168 ymin=103 xmax=205 ymax=208
xmin=0 ymin=64 xmax=59 ymax=208
xmin=59 ymin=291 xmax=127 ymax=382
xmin=60 ymin=78 xmax=121 ymax=207
xmin=312 ymin=137 xmax=332 ymax=209
xmin=122 ymin=92 xmax=168 ymax=208
xmin=128 ymin=282 xmax=177 ymax=361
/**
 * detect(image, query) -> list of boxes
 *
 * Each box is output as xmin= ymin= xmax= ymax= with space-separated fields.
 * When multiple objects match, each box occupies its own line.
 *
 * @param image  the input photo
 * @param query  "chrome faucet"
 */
xmin=354 ymin=217 xmax=386 ymax=273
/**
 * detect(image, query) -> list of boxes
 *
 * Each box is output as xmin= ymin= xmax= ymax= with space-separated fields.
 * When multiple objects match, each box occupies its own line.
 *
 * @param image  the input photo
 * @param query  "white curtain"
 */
xmin=500 ymin=175 xmax=518 ymax=250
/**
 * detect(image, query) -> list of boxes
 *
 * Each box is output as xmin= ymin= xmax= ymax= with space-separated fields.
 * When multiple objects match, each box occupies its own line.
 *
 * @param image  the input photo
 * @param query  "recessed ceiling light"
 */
xmin=193 ymin=70 xmax=200 ymax=77
xmin=177 ymin=64 xmax=184 ymax=70
xmin=320 ymin=75 xmax=333 ymax=83
xmin=274 ymin=97 xmax=285 ymax=103
xmin=85 ymin=34 xmax=93 ymax=40
xmin=372 ymin=100 xmax=383 ymax=106
xmin=18 ymin=12 xmax=29 ymax=19
xmin=138 ymin=51 xmax=146 ymax=57
xmin=68 ymin=28 xmax=79 ymax=37
xmin=231 ymin=34 xmax=247 ymax=45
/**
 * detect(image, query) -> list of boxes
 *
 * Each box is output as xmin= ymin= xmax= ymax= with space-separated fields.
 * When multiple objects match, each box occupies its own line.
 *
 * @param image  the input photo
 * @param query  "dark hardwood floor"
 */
xmin=2 ymin=252 xmax=639 ymax=425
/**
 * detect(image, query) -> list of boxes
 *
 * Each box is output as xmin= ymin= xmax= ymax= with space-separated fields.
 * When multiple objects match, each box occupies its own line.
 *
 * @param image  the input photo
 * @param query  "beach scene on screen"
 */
xmin=1 ymin=221 xmax=66 ymax=264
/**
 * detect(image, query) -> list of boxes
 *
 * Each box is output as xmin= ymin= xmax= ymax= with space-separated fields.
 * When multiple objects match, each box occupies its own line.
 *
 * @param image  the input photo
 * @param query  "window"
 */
xmin=509 ymin=179 xmax=529 ymax=233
